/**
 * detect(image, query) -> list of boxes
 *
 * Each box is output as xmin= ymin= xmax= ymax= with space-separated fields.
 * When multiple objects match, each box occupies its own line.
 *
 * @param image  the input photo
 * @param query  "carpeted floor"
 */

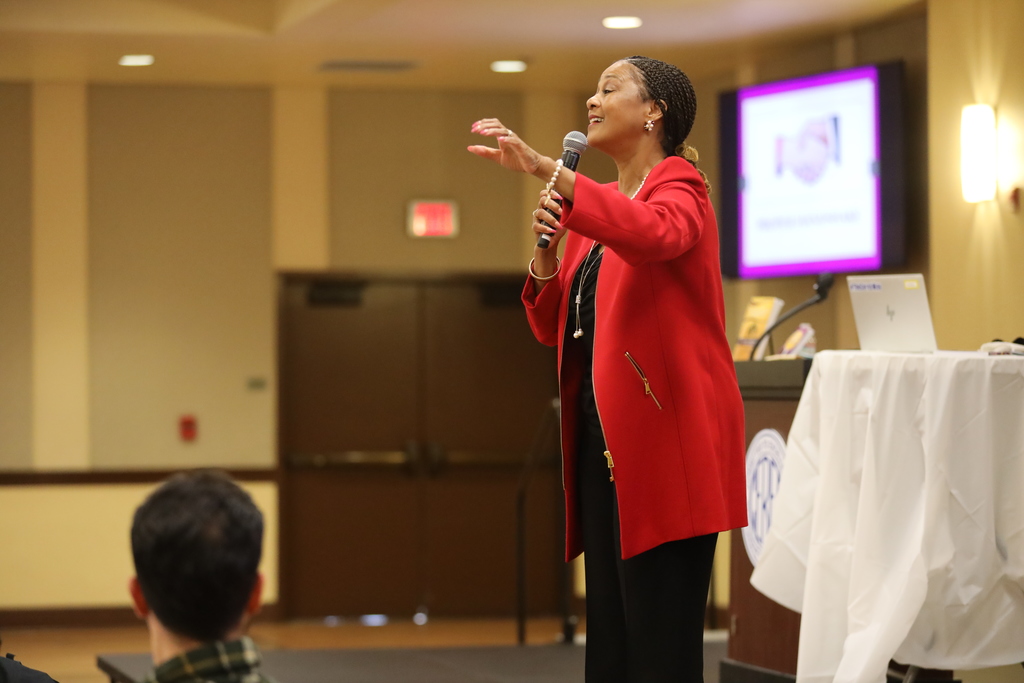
xmin=99 ymin=635 xmax=729 ymax=683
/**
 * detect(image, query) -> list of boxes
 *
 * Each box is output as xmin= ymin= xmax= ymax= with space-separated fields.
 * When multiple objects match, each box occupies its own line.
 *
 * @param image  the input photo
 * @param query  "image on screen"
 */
xmin=737 ymin=66 xmax=881 ymax=279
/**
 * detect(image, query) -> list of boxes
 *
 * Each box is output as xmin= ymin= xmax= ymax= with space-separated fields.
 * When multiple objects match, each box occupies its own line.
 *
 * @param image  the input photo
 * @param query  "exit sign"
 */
xmin=407 ymin=201 xmax=458 ymax=238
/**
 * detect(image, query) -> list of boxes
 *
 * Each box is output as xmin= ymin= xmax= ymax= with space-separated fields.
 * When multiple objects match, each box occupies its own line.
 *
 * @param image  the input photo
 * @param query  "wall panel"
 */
xmin=0 ymin=83 xmax=33 ymax=470
xmin=329 ymin=90 xmax=523 ymax=272
xmin=0 ymin=480 xmax=278 ymax=609
xmin=88 ymin=85 xmax=274 ymax=469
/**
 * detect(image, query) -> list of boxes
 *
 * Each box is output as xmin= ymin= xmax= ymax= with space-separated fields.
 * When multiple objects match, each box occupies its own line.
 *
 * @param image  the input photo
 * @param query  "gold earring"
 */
xmin=644 ymin=120 xmax=654 ymax=132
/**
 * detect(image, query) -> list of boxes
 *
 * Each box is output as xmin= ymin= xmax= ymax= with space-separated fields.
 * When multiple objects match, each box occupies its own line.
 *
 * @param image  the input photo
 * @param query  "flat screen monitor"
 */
xmin=719 ymin=62 xmax=905 ymax=279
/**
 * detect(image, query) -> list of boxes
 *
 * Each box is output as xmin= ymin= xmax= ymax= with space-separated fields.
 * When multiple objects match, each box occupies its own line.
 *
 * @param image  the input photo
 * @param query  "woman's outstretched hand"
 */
xmin=468 ymin=118 xmax=543 ymax=175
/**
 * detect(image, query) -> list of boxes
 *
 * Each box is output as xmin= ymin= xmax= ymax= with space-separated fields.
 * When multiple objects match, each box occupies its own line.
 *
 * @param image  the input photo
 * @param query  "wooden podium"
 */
xmin=722 ymin=359 xmax=809 ymax=683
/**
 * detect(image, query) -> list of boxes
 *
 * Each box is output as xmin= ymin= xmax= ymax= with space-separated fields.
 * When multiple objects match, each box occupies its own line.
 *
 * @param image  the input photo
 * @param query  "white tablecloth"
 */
xmin=750 ymin=350 xmax=1024 ymax=683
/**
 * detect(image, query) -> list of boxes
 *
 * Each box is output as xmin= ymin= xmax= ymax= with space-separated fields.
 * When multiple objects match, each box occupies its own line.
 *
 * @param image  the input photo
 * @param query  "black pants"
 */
xmin=578 ymin=423 xmax=718 ymax=683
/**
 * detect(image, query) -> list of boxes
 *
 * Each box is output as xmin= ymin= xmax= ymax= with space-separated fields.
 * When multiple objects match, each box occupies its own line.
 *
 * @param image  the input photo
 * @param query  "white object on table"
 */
xmin=750 ymin=350 xmax=1024 ymax=683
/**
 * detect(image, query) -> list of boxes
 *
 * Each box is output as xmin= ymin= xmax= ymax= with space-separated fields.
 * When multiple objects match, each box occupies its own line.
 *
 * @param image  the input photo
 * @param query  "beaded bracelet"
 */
xmin=529 ymin=257 xmax=561 ymax=281
xmin=542 ymin=158 xmax=564 ymax=201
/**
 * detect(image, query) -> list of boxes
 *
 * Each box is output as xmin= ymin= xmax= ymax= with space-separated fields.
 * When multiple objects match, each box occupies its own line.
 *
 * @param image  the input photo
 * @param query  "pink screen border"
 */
xmin=737 ymin=65 xmax=882 ymax=279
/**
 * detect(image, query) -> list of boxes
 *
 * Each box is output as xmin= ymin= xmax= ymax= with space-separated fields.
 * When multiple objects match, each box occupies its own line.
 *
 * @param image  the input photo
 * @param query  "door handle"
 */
xmin=403 ymin=440 xmax=422 ymax=477
xmin=287 ymin=451 xmax=408 ymax=469
xmin=424 ymin=441 xmax=446 ymax=477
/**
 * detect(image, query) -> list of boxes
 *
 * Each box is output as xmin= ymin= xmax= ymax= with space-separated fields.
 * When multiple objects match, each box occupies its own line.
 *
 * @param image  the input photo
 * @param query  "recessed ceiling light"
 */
xmin=602 ymin=16 xmax=642 ymax=29
xmin=119 ymin=54 xmax=154 ymax=66
xmin=491 ymin=60 xmax=528 ymax=74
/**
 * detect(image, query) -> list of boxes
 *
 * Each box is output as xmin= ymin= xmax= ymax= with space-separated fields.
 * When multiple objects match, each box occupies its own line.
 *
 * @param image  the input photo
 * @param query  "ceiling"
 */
xmin=0 ymin=0 xmax=924 ymax=90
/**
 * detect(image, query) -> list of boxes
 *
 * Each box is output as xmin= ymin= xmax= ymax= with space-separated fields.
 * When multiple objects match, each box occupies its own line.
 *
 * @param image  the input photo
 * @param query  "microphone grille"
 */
xmin=563 ymin=131 xmax=589 ymax=155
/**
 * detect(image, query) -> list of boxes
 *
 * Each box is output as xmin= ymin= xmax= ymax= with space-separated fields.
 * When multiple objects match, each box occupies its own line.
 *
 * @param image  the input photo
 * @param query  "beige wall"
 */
xmin=87 ymin=85 xmax=275 ymax=469
xmin=272 ymin=86 xmax=331 ymax=271
xmin=329 ymin=90 xmax=525 ymax=272
xmin=928 ymin=0 xmax=1024 ymax=349
xmin=32 ymin=83 xmax=91 ymax=471
xmin=0 ymin=83 xmax=33 ymax=470
xmin=0 ymin=481 xmax=278 ymax=609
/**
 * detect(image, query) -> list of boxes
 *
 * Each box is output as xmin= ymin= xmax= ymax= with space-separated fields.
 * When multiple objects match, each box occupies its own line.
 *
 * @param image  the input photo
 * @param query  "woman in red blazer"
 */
xmin=470 ymin=56 xmax=746 ymax=682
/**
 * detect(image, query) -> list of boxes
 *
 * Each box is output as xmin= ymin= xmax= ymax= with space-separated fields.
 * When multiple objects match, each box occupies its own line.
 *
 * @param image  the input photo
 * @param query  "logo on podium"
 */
xmin=742 ymin=429 xmax=787 ymax=567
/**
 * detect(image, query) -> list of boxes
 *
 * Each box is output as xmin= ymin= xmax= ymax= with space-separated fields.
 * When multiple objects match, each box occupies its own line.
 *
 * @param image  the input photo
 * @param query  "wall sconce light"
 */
xmin=961 ymin=104 xmax=997 ymax=203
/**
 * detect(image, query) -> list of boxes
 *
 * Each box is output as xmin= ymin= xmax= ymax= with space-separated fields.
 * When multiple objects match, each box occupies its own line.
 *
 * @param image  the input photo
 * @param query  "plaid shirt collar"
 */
xmin=144 ymin=637 xmax=272 ymax=683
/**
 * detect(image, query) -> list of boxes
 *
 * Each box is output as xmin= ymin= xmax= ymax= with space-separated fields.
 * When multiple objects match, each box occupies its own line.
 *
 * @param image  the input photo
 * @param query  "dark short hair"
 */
xmin=131 ymin=470 xmax=263 ymax=642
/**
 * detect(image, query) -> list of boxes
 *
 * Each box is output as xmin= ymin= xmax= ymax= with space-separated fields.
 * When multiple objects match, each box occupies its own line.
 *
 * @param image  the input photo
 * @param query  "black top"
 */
xmin=566 ymin=245 xmax=603 ymax=436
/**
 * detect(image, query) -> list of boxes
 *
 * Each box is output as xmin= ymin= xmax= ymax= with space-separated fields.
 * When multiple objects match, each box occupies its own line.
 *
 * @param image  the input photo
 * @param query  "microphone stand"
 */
xmin=752 ymin=297 xmax=820 ymax=360
xmin=752 ymin=274 xmax=834 ymax=361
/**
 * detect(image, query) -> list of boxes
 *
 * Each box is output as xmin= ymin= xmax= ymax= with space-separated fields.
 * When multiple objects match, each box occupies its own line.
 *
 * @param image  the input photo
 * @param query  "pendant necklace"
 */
xmin=572 ymin=172 xmax=650 ymax=339
xmin=572 ymin=241 xmax=600 ymax=338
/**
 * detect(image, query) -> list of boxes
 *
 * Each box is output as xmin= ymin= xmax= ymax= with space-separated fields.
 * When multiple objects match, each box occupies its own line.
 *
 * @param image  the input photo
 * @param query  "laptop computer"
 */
xmin=847 ymin=273 xmax=938 ymax=353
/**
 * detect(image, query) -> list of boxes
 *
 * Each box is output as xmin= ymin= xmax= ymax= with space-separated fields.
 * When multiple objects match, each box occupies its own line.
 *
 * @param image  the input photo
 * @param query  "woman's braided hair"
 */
xmin=623 ymin=55 xmax=711 ymax=194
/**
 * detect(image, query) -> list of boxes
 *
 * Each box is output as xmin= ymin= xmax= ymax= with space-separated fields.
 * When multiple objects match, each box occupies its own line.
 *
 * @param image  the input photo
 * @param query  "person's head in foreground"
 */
xmin=130 ymin=470 xmax=267 ymax=679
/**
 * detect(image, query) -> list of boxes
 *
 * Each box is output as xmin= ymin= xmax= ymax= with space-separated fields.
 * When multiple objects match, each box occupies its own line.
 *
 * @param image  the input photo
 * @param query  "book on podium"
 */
xmin=732 ymin=296 xmax=784 ymax=361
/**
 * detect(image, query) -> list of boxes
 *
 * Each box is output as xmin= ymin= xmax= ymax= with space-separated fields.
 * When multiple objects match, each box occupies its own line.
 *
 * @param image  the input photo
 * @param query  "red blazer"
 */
xmin=522 ymin=156 xmax=747 ymax=560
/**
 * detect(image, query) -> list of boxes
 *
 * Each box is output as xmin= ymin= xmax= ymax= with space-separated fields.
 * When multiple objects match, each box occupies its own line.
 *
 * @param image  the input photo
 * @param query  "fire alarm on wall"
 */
xmin=179 ymin=415 xmax=197 ymax=442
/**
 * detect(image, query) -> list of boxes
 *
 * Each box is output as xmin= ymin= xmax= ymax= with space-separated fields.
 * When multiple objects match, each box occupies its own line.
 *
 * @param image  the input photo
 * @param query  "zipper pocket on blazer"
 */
xmin=624 ymin=351 xmax=663 ymax=410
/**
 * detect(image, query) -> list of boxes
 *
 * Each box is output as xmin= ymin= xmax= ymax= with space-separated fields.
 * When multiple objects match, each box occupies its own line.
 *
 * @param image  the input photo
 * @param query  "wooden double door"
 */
xmin=279 ymin=275 xmax=563 ymax=618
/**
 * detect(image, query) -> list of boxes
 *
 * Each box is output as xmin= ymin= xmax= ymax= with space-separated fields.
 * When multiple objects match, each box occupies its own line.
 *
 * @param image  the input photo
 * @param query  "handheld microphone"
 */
xmin=537 ymin=131 xmax=588 ymax=249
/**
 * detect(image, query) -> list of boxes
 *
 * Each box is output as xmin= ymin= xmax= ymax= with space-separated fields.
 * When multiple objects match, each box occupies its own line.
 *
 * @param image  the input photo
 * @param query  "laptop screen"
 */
xmin=847 ymin=274 xmax=937 ymax=353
